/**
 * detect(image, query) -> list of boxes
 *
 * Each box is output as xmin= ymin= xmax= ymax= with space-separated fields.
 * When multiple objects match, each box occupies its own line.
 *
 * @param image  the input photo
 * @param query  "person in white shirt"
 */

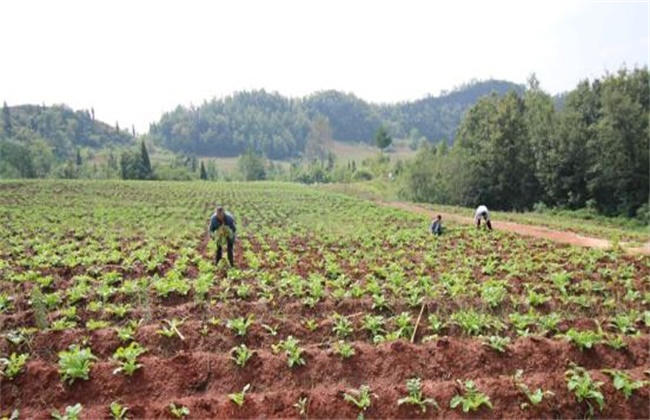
xmin=474 ymin=205 xmax=492 ymax=230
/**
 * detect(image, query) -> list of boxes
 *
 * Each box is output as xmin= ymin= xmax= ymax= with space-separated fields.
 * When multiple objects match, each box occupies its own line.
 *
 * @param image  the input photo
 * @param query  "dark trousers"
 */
xmin=477 ymin=219 xmax=493 ymax=230
xmin=216 ymin=239 xmax=234 ymax=267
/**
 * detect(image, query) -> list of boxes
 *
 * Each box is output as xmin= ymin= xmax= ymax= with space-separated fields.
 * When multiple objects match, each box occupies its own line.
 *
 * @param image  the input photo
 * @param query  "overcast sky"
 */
xmin=1 ymin=0 xmax=647 ymax=132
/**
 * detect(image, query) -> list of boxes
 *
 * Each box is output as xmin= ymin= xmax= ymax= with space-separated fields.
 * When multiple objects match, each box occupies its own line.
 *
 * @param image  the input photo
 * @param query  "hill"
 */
xmin=0 ymin=103 xmax=135 ymax=178
xmin=149 ymin=79 xmax=523 ymax=159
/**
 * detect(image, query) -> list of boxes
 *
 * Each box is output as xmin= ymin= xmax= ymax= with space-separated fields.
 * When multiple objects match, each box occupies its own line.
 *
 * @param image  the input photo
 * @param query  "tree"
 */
xmin=138 ymin=140 xmax=153 ymax=179
xmin=76 ymin=148 xmax=82 ymax=166
xmin=237 ymin=148 xmax=266 ymax=181
xmin=200 ymin=161 xmax=208 ymax=180
xmin=304 ymin=116 xmax=332 ymax=165
xmin=2 ymin=101 xmax=12 ymax=138
xmin=375 ymin=126 xmax=392 ymax=151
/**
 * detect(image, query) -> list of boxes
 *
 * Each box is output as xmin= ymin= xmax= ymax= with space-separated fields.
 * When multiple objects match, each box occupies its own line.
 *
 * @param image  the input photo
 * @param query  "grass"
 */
xmin=322 ymin=180 xmax=648 ymax=244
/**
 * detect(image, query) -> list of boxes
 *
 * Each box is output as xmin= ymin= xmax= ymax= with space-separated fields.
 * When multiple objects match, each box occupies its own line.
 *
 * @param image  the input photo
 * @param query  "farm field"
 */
xmin=0 ymin=180 xmax=649 ymax=419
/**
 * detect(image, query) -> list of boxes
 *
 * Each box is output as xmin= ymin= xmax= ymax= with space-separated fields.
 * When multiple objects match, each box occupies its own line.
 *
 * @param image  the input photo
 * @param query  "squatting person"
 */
xmin=430 ymin=214 xmax=443 ymax=236
xmin=209 ymin=206 xmax=237 ymax=267
xmin=474 ymin=205 xmax=492 ymax=230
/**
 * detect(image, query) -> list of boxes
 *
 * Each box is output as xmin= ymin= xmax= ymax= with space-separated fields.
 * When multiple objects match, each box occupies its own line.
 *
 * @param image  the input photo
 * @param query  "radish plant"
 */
xmin=0 ymin=352 xmax=28 ymax=380
xmin=397 ymin=377 xmax=438 ymax=413
xmin=450 ymin=380 xmax=492 ymax=413
xmin=112 ymin=342 xmax=147 ymax=375
xmin=58 ymin=345 xmax=97 ymax=385
xmin=565 ymin=364 xmax=605 ymax=416
xmin=229 ymin=383 xmax=251 ymax=407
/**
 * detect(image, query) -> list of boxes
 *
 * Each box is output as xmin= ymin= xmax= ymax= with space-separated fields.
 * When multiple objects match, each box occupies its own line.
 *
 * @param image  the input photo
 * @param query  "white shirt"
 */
xmin=475 ymin=205 xmax=489 ymax=221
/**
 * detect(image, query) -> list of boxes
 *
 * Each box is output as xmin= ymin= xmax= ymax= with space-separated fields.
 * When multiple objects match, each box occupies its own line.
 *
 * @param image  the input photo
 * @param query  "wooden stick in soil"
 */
xmin=411 ymin=302 xmax=426 ymax=343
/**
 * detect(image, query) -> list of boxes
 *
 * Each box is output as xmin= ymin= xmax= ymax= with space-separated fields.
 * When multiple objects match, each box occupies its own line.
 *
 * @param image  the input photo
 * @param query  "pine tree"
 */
xmin=2 ymin=101 xmax=12 ymax=138
xmin=200 ymin=161 xmax=208 ymax=180
xmin=139 ymin=140 xmax=152 ymax=179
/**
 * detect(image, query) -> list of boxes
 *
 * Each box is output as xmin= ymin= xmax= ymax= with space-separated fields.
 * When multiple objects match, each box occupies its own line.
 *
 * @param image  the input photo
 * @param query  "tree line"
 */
xmin=399 ymin=67 xmax=649 ymax=219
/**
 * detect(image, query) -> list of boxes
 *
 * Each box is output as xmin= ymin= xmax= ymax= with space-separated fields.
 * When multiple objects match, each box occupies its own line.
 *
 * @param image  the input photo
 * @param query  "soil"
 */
xmin=381 ymin=201 xmax=650 ymax=256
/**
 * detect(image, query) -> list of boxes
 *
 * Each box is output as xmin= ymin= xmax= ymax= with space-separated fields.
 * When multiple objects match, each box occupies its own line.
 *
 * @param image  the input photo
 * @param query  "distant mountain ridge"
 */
xmin=149 ymin=79 xmax=524 ymax=159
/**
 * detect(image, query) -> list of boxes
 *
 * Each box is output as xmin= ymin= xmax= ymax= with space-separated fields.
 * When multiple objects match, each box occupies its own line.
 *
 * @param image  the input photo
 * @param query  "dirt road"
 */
xmin=382 ymin=201 xmax=650 ymax=255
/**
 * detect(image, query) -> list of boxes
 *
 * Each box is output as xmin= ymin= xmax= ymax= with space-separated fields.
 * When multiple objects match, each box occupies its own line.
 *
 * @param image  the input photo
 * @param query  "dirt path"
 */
xmin=382 ymin=201 xmax=650 ymax=255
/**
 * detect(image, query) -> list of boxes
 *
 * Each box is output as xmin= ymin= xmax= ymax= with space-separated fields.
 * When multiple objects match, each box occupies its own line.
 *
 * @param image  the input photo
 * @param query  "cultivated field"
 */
xmin=0 ymin=181 xmax=648 ymax=419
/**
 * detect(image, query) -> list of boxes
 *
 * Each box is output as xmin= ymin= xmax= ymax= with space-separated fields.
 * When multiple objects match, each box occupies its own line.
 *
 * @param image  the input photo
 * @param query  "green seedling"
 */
xmin=397 ymin=377 xmax=439 ymax=413
xmin=157 ymin=318 xmax=185 ymax=340
xmin=293 ymin=396 xmax=309 ymax=418
xmin=229 ymin=383 xmax=251 ymax=407
xmin=343 ymin=385 xmax=373 ymax=419
xmin=168 ymin=403 xmax=189 ymax=418
xmin=109 ymin=401 xmax=129 ymax=420
xmin=51 ymin=404 xmax=82 ymax=420
xmin=513 ymin=370 xmax=554 ymax=409
xmin=565 ymin=364 xmax=605 ymax=417
xmin=112 ymin=342 xmax=147 ymax=375
xmin=482 ymin=335 xmax=510 ymax=353
xmin=58 ymin=345 xmax=97 ymax=385
xmin=602 ymin=369 xmax=647 ymax=400
xmin=0 ymin=352 xmax=28 ymax=380
xmin=450 ymin=380 xmax=492 ymax=413
xmin=332 ymin=341 xmax=356 ymax=359
xmin=227 ymin=315 xmax=254 ymax=337
xmin=332 ymin=313 xmax=353 ymax=338
xmin=231 ymin=344 xmax=254 ymax=368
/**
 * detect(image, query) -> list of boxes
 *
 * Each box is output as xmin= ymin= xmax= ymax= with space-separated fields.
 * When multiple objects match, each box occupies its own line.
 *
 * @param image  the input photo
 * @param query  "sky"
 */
xmin=0 ymin=0 xmax=648 ymax=132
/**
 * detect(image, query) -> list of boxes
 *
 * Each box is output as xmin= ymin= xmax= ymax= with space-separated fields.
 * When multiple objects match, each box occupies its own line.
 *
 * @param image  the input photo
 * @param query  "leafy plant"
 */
xmin=332 ymin=313 xmax=353 ymax=338
xmin=51 ymin=403 xmax=82 ymax=420
xmin=394 ymin=312 xmax=413 ymax=339
xmin=565 ymin=364 xmax=605 ymax=416
xmin=229 ymin=383 xmax=251 ymax=407
xmin=602 ymin=369 xmax=647 ymax=400
xmin=112 ymin=342 xmax=147 ymax=375
xmin=482 ymin=335 xmax=510 ymax=353
xmin=332 ymin=340 xmax=356 ymax=359
xmin=231 ymin=344 xmax=254 ymax=368
xmin=157 ymin=318 xmax=185 ymax=340
xmin=563 ymin=329 xmax=603 ymax=350
xmin=397 ymin=377 xmax=438 ymax=413
xmin=450 ymin=380 xmax=492 ymax=413
xmin=109 ymin=401 xmax=129 ymax=420
xmin=343 ymin=385 xmax=373 ymax=418
xmin=0 ymin=352 xmax=28 ymax=379
xmin=293 ymin=396 xmax=309 ymax=418
xmin=304 ymin=318 xmax=318 ymax=332
xmin=513 ymin=370 xmax=554 ymax=409
xmin=227 ymin=315 xmax=254 ymax=337
xmin=362 ymin=314 xmax=385 ymax=338
xmin=86 ymin=319 xmax=111 ymax=331
xmin=427 ymin=313 xmax=444 ymax=334
xmin=273 ymin=336 xmax=306 ymax=368
xmin=168 ymin=403 xmax=190 ymax=418
xmin=58 ymin=345 xmax=97 ymax=384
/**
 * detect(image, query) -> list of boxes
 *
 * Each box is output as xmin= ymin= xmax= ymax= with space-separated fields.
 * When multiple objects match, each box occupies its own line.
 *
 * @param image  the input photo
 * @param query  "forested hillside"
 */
xmin=400 ymin=67 xmax=649 ymax=218
xmin=0 ymin=103 xmax=134 ymax=178
xmin=148 ymin=80 xmax=522 ymax=158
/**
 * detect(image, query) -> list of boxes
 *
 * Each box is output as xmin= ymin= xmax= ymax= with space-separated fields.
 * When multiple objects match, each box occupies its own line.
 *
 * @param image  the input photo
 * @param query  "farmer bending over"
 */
xmin=209 ymin=206 xmax=237 ymax=267
xmin=430 ymin=215 xmax=443 ymax=236
xmin=474 ymin=205 xmax=492 ymax=230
